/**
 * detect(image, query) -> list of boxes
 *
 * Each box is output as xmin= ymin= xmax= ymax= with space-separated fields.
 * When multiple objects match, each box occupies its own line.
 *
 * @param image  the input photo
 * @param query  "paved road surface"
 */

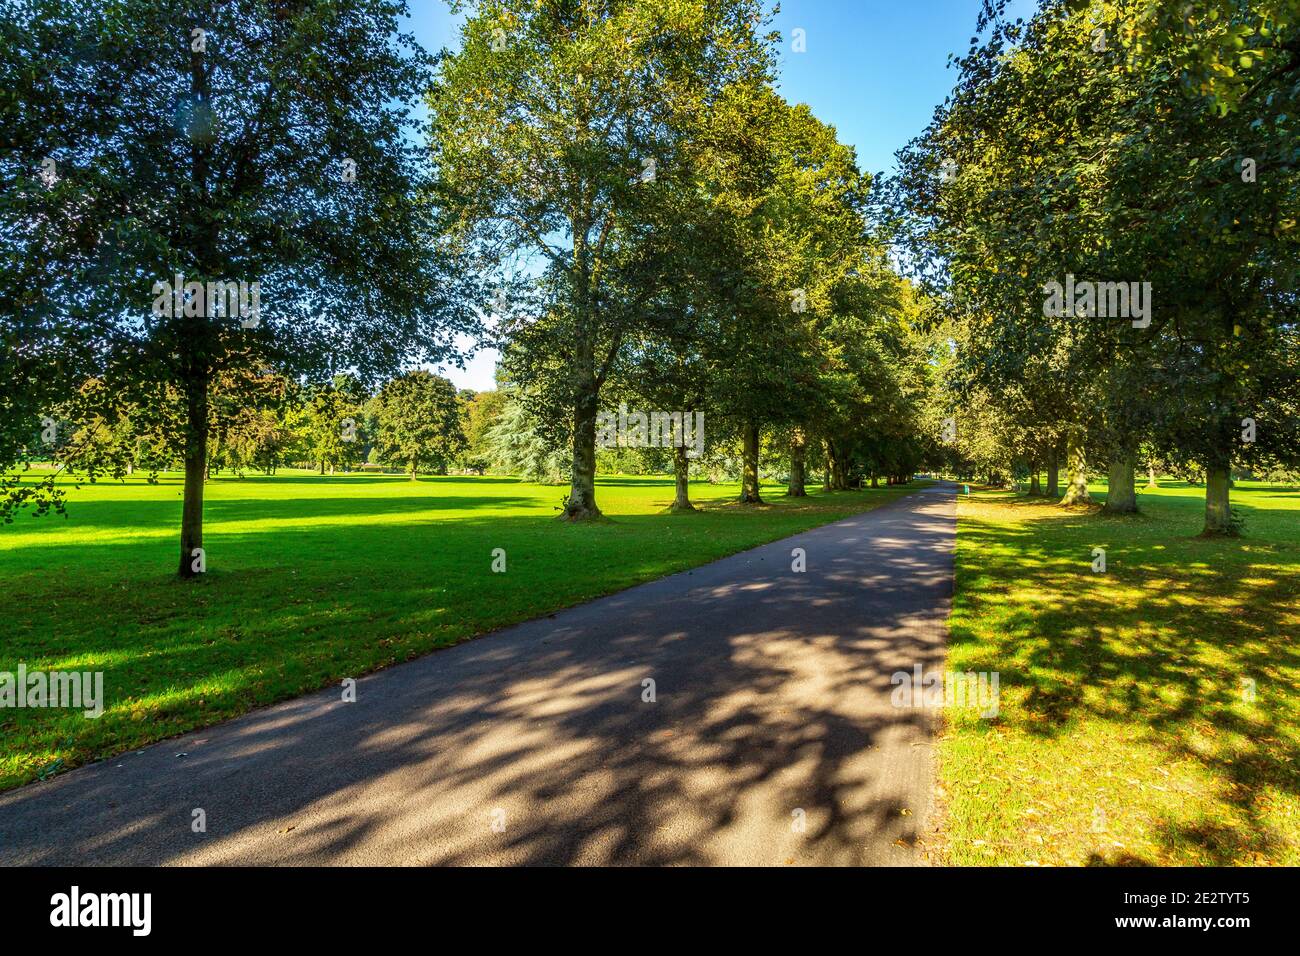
xmin=0 ymin=482 xmax=956 ymax=866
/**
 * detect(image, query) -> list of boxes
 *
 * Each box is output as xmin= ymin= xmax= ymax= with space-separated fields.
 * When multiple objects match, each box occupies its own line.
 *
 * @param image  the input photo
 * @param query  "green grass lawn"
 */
xmin=941 ymin=479 xmax=1300 ymax=866
xmin=0 ymin=469 xmax=922 ymax=792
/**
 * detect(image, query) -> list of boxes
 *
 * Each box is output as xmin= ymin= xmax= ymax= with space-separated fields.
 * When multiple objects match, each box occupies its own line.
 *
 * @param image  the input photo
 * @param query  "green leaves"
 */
xmin=371 ymin=371 xmax=467 ymax=476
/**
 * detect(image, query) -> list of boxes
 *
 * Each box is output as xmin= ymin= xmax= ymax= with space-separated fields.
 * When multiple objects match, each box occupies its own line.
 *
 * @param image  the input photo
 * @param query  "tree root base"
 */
xmin=557 ymin=507 xmax=607 ymax=523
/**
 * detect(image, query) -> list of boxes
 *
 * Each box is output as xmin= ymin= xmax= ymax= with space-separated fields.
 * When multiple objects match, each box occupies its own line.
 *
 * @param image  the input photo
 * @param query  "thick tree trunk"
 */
xmin=562 ymin=385 xmax=601 ymax=518
xmin=1104 ymin=451 xmax=1138 ymax=514
xmin=871 ymin=474 xmax=879 ymax=488
xmin=1046 ymin=446 xmax=1060 ymax=498
xmin=1203 ymin=464 xmax=1235 ymax=535
xmin=825 ymin=439 xmax=847 ymax=491
xmin=670 ymin=445 xmax=694 ymax=512
xmin=1030 ymin=469 xmax=1041 ymax=496
xmin=787 ymin=429 xmax=807 ymax=497
xmin=740 ymin=421 xmax=763 ymax=503
xmin=178 ymin=375 xmax=208 ymax=579
xmin=409 ymin=460 xmax=418 ymax=480
xmin=1060 ymin=430 xmax=1093 ymax=504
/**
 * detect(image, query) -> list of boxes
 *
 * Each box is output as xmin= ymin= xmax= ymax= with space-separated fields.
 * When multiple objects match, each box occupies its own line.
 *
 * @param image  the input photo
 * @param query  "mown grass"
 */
xmin=0 ymin=469 xmax=923 ymax=792
xmin=940 ymin=479 xmax=1300 ymax=865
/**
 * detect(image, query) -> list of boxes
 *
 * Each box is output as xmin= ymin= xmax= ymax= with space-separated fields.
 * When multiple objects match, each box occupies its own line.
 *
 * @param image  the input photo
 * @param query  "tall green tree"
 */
xmin=301 ymin=376 xmax=367 ymax=475
xmin=483 ymin=389 xmax=570 ymax=484
xmin=461 ymin=388 xmax=509 ymax=473
xmin=1 ymin=0 xmax=474 ymax=573
xmin=430 ymin=0 xmax=772 ymax=519
xmin=372 ymin=370 xmax=467 ymax=478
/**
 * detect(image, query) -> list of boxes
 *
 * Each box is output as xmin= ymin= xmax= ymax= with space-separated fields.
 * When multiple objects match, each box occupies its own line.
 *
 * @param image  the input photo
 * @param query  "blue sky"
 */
xmin=411 ymin=0 xmax=1037 ymax=390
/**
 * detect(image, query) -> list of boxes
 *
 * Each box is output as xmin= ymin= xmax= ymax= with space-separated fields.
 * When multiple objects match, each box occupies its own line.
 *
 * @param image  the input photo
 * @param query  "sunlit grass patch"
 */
xmin=940 ymin=480 xmax=1300 ymax=865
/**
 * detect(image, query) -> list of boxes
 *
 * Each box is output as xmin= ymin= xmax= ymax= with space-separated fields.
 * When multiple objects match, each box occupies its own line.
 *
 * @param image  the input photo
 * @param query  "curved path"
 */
xmin=0 ymin=482 xmax=956 ymax=866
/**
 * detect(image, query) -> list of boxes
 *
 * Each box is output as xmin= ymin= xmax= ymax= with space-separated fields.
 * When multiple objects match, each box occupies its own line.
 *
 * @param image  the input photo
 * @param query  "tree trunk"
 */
xmin=670 ymin=445 xmax=694 ymax=512
xmin=562 ymin=383 xmax=601 ymax=519
xmin=177 ymin=20 xmax=216 ymax=579
xmin=1046 ymin=445 xmax=1060 ymax=498
xmin=826 ymin=439 xmax=847 ymax=491
xmin=1060 ymin=430 xmax=1092 ymax=504
xmin=1030 ymin=469 xmax=1041 ymax=496
xmin=409 ymin=459 xmax=418 ymax=480
xmin=1104 ymin=451 xmax=1138 ymax=514
xmin=787 ymin=429 xmax=807 ymax=497
xmin=740 ymin=421 xmax=763 ymax=503
xmin=1203 ymin=464 xmax=1235 ymax=535
xmin=178 ymin=375 xmax=208 ymax=579
xmin=1146 ymin=462 xmax=1158 ymax=488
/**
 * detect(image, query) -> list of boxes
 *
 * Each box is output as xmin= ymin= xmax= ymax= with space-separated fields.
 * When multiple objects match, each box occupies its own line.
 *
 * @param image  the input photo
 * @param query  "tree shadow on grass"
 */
xmin=953 ymin=490 xmax=1300 ymax=864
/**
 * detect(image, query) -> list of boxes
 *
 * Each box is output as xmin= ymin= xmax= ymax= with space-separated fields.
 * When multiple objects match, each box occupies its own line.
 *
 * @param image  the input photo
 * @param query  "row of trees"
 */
xmin=432 ymin=0 xmax=932 ymax=517
xmin=40 ymin=365 xmax=919 ymax=489
xmin=3 ymin=0 xmax=938 ymax=578
xmin=42 ymin=370 xmax=469 ymax=480
xmin=886 ymin=0 xmax=1299 ymax=533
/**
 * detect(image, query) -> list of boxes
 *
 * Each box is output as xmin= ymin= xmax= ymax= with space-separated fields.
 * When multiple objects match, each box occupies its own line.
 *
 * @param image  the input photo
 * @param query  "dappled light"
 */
xmin=942 ymin=482 xmax=1300 ymax=865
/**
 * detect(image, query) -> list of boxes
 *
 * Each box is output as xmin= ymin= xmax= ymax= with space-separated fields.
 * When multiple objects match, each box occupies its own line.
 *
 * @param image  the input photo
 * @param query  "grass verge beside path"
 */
xmin=0 ymin=471 xmax=924 ymax=791
xmin=940 ymin=480 xmax=1300 ymax=865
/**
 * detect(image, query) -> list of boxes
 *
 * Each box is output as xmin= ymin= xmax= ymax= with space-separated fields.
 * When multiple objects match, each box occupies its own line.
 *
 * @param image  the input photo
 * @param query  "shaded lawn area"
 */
xmin=0 ymin=470 xmax=924 ymax=791
xmin=940 ymin=480 xmax=1300 ymax=865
